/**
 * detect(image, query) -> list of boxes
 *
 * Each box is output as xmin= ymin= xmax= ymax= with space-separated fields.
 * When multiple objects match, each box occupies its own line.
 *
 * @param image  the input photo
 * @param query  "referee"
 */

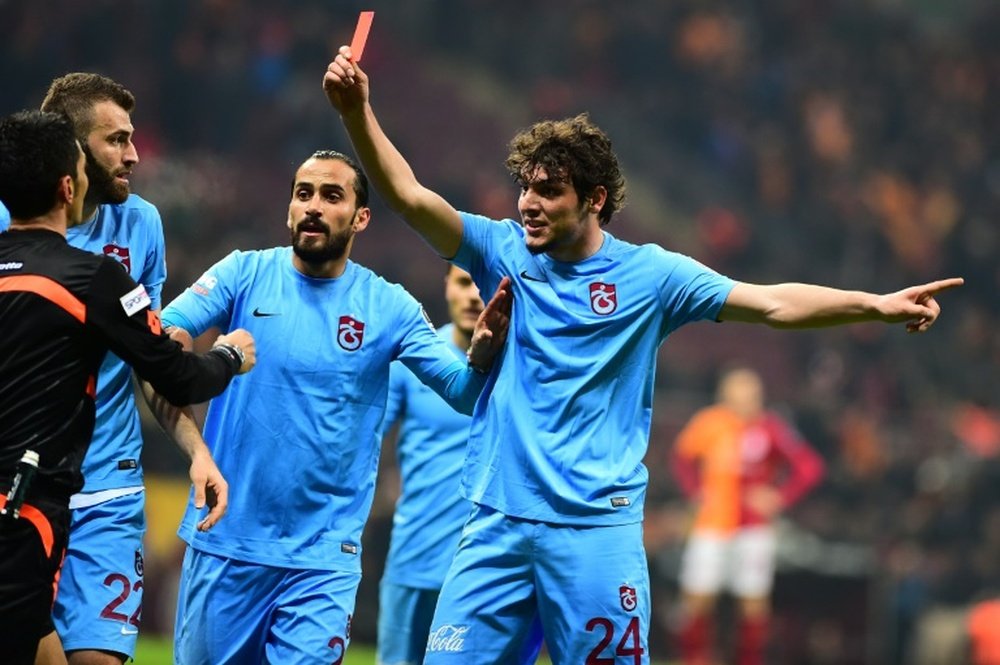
xmin=0 ymin=110 xmax=255 ymax=664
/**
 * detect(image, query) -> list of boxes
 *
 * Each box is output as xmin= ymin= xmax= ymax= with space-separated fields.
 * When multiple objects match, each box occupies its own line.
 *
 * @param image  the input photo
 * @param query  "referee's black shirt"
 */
xmin=0 ymin=228 xmax=240 ymax=506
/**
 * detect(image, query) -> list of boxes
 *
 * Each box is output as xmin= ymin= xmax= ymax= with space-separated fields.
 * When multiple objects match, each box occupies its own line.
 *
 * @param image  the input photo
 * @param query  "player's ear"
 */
xmin=588 ymin=186 xmax=608 ymax=214
xmin=353 ymin=206 xmax=371 ymax=233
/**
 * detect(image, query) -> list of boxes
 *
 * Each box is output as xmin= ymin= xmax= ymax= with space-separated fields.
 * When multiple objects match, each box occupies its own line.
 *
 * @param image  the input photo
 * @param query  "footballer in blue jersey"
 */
xmin=162 ymin=151 xmax=511 ymax=665
xmin=377 ymin=266 xmax=543 ymax=665
xmin=325 ymin=47 xmax=963 ymax=664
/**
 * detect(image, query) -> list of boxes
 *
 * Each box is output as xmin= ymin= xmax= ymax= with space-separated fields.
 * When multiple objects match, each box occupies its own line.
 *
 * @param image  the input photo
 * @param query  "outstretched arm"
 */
xmin=719 ymin=278 xmax=963 ymax=333
xmin=323 ymin=46 xmax=464 ymax=258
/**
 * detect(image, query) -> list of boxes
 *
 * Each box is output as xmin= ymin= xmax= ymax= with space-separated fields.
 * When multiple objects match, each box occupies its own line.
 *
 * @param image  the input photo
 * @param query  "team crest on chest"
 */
xmin=103 ymin=243 xmax=131 ymax=272
xmin=589 ymin=282 xmax=618 ymax=315
xmin=620 ymin=584 xmax=638 ymax=612
xmin=337 ymin=316 xmax=365 ymax=351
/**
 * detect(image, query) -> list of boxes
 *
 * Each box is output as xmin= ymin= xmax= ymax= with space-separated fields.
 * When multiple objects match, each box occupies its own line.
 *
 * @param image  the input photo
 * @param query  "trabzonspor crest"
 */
xmin=338 ymin=316 xmax=365 ymax=351
xmin=620 ymin=584 xmax=637 ymax=612
xmin=590 ymin=282 xmax=618 ymax=315
xmin=103 ymin=244 xmax=131 ymax=272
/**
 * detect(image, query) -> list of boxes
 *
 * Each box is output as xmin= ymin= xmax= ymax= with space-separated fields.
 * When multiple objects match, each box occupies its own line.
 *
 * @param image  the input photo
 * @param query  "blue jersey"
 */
xmin=383 ymin=323 xmax=472 ymax=589
xmin=0 ymin=197 xmax=166 ymax=493
xmin=453 ymin=213 xmax=735 ymax=526
xmin=161 ymin=248 xmax=486 ymax=572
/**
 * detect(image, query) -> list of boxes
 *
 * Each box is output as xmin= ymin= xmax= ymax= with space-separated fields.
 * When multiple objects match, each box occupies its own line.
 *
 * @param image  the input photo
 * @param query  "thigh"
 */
xmin=0 ymin=505 xmax=69 ymax=665
xmin=266 ymin=568 xmax=360 ymax=665
xmin=536 ymin=521 xmax=651 ymax=665
xmin=53 ymin=492 xmax=145 ymax=657
xmin=174 ymin=548 xmax=279 ymax=665
xmin=730 ymin=526 xmax=776 ymax=598
xmin=678 ymin=531 xmax=728 ymax=595
xmin=377 ymin=581 xmax=440 ymax=665
xmin=424 ymin=506 xmax=538 ymax=665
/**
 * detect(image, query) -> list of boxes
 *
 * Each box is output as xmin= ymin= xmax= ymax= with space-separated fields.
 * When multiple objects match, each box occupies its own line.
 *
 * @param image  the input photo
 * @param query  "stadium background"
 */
xmin=2 ymin=1 xmax=997 ymax=663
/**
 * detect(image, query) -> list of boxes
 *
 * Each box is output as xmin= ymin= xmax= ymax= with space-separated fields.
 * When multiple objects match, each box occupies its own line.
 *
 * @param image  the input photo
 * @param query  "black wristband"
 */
xmin=211 ymin=343 xmax=245 ymax=372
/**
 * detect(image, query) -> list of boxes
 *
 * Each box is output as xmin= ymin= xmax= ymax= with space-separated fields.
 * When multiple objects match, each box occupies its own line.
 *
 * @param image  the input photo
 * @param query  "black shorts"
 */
xmin=0 ymin=500 xmax=69 ymax=665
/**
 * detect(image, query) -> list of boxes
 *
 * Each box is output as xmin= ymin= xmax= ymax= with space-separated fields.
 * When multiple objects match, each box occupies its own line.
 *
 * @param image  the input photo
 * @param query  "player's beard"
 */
xmin=291 ymin=218 xmax=353 ymax=265
xmin=82 ymin=145 xmax=130 ymax=206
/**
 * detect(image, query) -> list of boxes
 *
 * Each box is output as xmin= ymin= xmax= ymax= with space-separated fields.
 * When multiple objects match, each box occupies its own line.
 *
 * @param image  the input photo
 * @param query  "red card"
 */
xmin=350 ymin=11 xmax=374 ymax=62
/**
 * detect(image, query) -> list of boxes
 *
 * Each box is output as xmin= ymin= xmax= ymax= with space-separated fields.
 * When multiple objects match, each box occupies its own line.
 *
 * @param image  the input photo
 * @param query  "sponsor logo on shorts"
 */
xmin=589 ymin=282 xmax=618 ymax=315
xmin=426 ymin=624 xmax=469 ymax=653
xmin=120 ymin=284 xmax=151 ymax=317
xmin=337 ymin=316 xmax=365 ymax=351
xmin=120 ymin=625 xmax=139 ymax=636
xmin=620 ymin=584 xmax=638 ymax=612
xmin=341 ymin=542 xmax=358 ymax=555
xmin=610 ymin=496 xmax=631 ymax=508
xmin=0 ymin=261 xmax=23 ymax=270
xmin=134 ymin=550 xmax=144 ymax=577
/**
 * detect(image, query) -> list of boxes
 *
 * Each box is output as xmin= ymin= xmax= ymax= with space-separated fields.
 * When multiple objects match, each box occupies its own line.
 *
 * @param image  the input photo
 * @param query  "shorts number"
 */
xmin=100 ymin=573 xmax=142 ymax=628
xmin=585 ymin=616 xmax=645 ymax=664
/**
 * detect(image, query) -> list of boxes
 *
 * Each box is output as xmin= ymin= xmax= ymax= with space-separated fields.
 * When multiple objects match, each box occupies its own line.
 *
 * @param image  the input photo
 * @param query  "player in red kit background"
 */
xmin=671 ymin=367 xmax=825 ymax=665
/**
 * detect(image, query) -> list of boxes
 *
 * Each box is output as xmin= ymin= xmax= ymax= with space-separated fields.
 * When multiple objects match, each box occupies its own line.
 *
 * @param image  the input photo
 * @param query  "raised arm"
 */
xmin=719 ymin=278 xmax=963 ymax=333
xmin=323 ymin=46 xmax=464 ymax=258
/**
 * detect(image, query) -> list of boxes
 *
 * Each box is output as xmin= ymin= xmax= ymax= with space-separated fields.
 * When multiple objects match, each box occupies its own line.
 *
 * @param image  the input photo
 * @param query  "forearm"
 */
xmin=342 ymin=104 xmax=418 ymax=211
xmin=442 ymin=364 xmax=489 ymax=415
xmin=721 ymin=282 xmax=882 ymax=329
xmin=140 ymin=379 xmax=208 ymax=460
xmin=340 ymin=104 xmax=462 ymax=257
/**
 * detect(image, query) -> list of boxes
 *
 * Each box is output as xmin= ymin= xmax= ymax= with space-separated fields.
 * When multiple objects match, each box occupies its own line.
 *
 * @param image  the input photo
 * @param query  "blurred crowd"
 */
xmin=2 ymin=1 xmax=997 ymax=662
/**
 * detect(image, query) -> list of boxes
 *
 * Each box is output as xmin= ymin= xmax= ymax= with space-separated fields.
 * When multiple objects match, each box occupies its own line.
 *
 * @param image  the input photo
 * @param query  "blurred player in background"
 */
xmin=671 ymin=366 xmax=825 ymax=665
xmin=378 ymin=264 xmax=541 ymax=665
xmin=0 ymin=73 xmax=228 ymax=665
xmin=161 ymin=150 xmax=511 ymax=664
xmin=325 ymin=46 xmax=961 ymax=664
xmin=0 ymin=109 xmax=253 ymax=665
xmin=966 ymin=592 xmax=1000 ymax=665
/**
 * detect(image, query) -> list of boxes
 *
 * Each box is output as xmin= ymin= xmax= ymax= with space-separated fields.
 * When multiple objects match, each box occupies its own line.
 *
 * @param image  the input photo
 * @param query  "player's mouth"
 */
xmin=522 ymin=219 xmax=546 ymax=236
xmin=297 ymin=219 xmax=329 ymax=237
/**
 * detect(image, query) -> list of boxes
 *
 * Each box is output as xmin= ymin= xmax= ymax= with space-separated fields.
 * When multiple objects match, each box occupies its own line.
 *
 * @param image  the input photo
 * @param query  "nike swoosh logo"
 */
xmin=519 ymin=270 xmax=547 ymax=283
xmin=120 ymin=626 xmax=139 ymax=635
xmin=252 ymin=307 xmax=281 ymax=317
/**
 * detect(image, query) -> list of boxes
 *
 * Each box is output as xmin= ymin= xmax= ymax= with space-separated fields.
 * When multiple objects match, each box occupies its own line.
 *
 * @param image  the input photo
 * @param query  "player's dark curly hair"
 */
xmin=40 ymin=73 xmax=136 ymax=139
xmin=0 ymin=111 xmax=80 ymax=219
xmin=504 ymin=113 xmax=626 ymax=226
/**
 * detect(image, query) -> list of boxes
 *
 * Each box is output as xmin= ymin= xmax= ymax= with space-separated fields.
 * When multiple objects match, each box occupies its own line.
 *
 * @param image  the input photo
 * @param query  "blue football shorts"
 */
xmin=175 ymin=547 xmax=360 ymax=665
xmin=424 ymin=504 xmax=649 ymax=664
xmin=377 ymin=581 xmax=441 ymax=665
xmin=52 ymin=491 xmax=145 ymax=657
